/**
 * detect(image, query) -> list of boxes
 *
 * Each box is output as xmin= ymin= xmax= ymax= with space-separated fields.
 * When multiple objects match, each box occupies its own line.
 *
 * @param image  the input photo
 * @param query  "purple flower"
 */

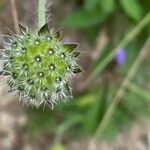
xmin=115 ymin=48 xmax=126 ymax=66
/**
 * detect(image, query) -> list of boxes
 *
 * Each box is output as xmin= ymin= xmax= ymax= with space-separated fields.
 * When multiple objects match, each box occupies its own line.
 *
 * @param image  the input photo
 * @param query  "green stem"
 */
xmin=88 ymin=12 xmax=150 ymax=84
xmin=94 ymin=36 xmax=150 ymax=142
xmin=38 ymin=0 xmax=46 ymax=29
xmin=129 ymin=83 xmax=150 ymax=102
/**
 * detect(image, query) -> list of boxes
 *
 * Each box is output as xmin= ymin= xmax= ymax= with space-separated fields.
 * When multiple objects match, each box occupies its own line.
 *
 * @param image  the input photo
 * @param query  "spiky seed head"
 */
xmin=2 ymin=23 xmax=81 ymax=108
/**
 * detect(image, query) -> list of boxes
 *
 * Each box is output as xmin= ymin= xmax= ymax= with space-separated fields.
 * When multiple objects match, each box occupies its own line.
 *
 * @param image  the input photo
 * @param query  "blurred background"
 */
xmin=0 ymin=0 xmax=150 ymax=150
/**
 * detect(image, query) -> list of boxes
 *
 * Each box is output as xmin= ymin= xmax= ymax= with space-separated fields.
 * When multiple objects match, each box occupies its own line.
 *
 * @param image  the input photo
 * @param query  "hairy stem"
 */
xmin=10 ymin=0 xmax=20 ymax=34
xmin=38 ymin=0 xmax=46 ymax=28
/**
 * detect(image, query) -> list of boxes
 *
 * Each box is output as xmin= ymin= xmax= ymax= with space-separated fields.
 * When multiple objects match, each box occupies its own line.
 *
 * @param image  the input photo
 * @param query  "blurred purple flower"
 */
xmin=115 ymin=48 xmax=126 ymax=66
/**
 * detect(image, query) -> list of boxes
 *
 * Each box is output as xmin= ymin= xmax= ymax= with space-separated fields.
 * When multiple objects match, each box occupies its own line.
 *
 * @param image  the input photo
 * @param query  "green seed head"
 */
xmin=2 ymin=23 xmax=81 ymax=108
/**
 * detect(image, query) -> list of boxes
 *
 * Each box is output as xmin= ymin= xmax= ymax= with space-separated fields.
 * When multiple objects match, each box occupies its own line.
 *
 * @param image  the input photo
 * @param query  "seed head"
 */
xmin=2 ymin=23 xmax=81 ymax=108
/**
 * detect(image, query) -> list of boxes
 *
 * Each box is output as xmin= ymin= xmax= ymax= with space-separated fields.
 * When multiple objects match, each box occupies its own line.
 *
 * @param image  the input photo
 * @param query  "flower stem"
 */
xmin=10 ymin=0 xmax=20 ymax=34
xmin=38 ymin=0 xmax=46 ymax=29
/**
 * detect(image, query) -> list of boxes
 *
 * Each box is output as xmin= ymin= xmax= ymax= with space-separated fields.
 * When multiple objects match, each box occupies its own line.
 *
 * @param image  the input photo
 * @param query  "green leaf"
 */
xmin=57 ymin=115 xmax=82 ymax=134
xmin=76 ymin=93 xmax=96 ymax=108
xmin=63 ymin=43 xmax=78 ymax=53
xmin=53 ymin=30 xmax=62 ymax=39
xmin=38 ymin=23 xmax=49 ymax=35
xmin=120 ymin=0 xmax=143 ymax=20
xmin=99 ymin=0 xmax=115 ymax=14
xmin=62 ymin=8 xmax=106 ymax=28
xmin=84 ymin=0 xmax=98 ymax=11
xmin=73 ymin=67 xmax=82 ymax=73
xmin=83 ymin=87 xmax=108 ymax=134
xmin=73 ymin=51 xmax=80 ymax=57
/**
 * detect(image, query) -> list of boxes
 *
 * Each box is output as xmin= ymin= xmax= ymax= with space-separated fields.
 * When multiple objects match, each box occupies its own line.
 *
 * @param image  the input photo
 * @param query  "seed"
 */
xmin=56 ymin=77 xmax=62 ymax=82
xmin=18 ymin=85 xmax=24 ymax=91
xmin=22 ymin=47 xmax=27 ymax=53
xmin=12 ymin=72 xmax=17 ymax=79
xmin=35 ymin=39 xmax=40 ymax=44
xmin=22 ymin=64 xmax=28 ymax=70
xmin=27 ymin=79 xmax=34 ymax=85
xmin=30 ymin=93 xmax=36 ymax=99
xmin=11 ymin=41 xmax=18 ymax=48
xmin=34 ymin=55 xmax=42 ymax=63
xmin=48 ymin=48 xmax=54 ymax=55
xmin=67 ymin=65 xmax=71 ymax=71
xmin=56 ymin=88 xmax=61 ymax=93
xmin=41 ymin=86 xmax=48 ymax=91
xmin=49 ymin=64 xmax=56 ymax=71
xmin=60 ymin=53 xmax=65 ymax=58
xmin=38 ymin=72 xmax=44 ymax=78
xmin=46 ymin=36 xmax=51 ymax=40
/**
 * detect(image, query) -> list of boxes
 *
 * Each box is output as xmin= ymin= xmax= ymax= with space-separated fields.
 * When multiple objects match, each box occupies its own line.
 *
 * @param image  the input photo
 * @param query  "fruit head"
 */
xmin=2 ymin=23 xmax=81 ymax=108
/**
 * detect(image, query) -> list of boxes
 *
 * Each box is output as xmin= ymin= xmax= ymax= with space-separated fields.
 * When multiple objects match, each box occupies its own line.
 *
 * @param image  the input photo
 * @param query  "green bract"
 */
xmin=2 ymin=23 xmax=81 ymax=108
